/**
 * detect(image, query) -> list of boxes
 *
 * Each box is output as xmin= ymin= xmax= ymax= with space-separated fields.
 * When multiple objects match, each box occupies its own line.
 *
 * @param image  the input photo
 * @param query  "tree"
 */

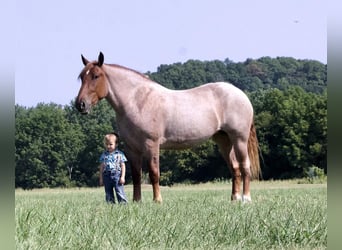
xmin=250 ymin=87 xmax=327 ymax=179
xmin=65 ymin=100 xmax=118 ymax=186
xmin=15 ymin=103 xmax=84 ymax=189
xmin=159 ymin=140 xmax=226 ymax=185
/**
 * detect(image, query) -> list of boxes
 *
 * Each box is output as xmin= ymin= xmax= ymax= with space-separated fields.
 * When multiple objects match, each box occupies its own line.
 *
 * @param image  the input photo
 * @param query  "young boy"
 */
xmin=99 ymin=133 xmax=128 ymax=204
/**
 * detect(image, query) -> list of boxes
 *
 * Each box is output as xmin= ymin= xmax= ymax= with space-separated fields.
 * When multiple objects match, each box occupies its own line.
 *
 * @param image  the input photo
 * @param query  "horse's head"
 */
xmin=76 ymin=52 xmax=109 ymax=114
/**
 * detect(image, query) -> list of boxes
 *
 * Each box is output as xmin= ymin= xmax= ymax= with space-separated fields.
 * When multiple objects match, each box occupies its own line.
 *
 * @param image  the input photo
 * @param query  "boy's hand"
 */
xmin=119 ymin=177 xmax=125 ymax=185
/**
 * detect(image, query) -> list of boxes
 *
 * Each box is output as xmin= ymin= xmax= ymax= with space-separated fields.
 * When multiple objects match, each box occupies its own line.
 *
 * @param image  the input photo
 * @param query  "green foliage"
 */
xmin=302 ymin=166 xmax=327 ymax=184
xmin=159 ymin=141 xmax=225 ymax=186
xmin=15 ymin=103 xmax=84 ymax=189
xmin=149 ymin=57 xmax=326 ymax=94
xmin=64 ymin=100 xmax=117 ymax=187
xmin=15 ymin=56 xmax=327 ymax=188
xmin=15 ymin=101 xmax=117 ymax=189
xmin=250 ymin=87 xmax=327 ymax=179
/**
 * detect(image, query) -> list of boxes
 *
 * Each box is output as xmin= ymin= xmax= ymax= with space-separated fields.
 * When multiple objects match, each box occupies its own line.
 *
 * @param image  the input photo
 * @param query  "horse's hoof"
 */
xmin=153 ymin=196 xmax=163 ymax=204
xmin=154 ymin=199 xmax=162 ymax=204
xmin=231 ymin=194 xmax=242 ymax=201
xmin=242 ymin=195 xmax=252 ymax=203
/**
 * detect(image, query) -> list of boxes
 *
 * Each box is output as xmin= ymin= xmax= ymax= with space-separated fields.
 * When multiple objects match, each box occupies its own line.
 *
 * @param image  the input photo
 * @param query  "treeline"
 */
xmin=147 ymin=56 xmax=326 ymax=94
xmin=15 ymin=57 xmax=327 ymax=189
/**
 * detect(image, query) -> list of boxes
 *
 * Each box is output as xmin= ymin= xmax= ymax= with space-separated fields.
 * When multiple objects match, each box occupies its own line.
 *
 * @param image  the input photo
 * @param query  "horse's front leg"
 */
xmin=147 ymin=150 xmax=162 ymax=203
xmin=130 ymin=155 xmax=143 ymax=202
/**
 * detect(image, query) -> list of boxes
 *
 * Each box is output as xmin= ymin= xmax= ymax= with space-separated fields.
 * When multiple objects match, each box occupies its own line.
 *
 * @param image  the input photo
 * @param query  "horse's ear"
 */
xmin=81 ymin=54 xmax=89 ymax=66
xmin=98 ymin=52 xmax=104 ymax=67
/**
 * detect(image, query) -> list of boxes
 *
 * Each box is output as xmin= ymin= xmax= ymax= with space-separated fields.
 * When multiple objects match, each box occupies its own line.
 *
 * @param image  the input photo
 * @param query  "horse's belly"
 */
xmin=159 ymin=105 xmax=221 ymax=149
xmin=160 ymin=137 xmax=210 ymax=150
xmin=160 ymin=125 xmax=217 ymax=150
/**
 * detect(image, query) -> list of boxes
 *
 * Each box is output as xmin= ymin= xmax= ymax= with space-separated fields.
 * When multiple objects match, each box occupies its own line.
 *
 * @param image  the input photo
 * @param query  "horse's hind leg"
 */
xmin=146 ymin=147 xmax=162 ymax=203
xmin=233 ymin=140 xmax=252 ymax=202
xmin=213 ymin=132 xmax=242 ymax=201
xmin=228 ymin=149 xmax=243 ymax=201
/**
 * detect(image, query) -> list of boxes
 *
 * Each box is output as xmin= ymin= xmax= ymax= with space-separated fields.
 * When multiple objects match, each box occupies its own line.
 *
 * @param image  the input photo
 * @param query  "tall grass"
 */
xmin=16 ymin=181 xmax=327 ymax=249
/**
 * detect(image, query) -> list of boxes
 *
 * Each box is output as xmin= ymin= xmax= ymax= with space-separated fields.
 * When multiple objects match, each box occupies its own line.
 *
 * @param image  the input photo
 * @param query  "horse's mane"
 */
xmin=78 ymin=62 xmax=152 ymax=83
xmin=107 ymin=64 xmax=151 ymax=80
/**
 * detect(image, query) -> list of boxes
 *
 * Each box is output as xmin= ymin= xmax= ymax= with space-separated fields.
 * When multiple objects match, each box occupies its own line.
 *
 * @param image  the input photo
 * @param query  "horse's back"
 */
xmin=189 ymin=82 xmax=253 ymax=119
xmin=174 ymin=82 xmax=251 ymax=103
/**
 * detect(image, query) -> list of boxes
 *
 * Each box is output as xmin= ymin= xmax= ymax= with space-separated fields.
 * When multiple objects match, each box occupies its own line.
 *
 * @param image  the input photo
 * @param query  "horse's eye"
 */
xmin=92 ymin=75 xmax=99 ymax=80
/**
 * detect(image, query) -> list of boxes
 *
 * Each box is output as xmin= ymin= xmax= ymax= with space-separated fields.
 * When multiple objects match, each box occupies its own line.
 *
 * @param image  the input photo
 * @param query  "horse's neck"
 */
xmin=104 ymin=64 xmax=152 ymax=114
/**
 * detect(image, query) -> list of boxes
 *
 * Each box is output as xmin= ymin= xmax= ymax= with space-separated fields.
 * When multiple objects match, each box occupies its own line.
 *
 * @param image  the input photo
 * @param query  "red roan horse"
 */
xmin=76 ymin=52 xmax=260 ymax=203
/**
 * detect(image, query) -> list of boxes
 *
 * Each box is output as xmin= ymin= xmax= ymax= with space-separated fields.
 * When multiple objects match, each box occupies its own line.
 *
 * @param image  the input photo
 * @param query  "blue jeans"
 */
xmin=103 ymin=171 xmax=128 ymax=204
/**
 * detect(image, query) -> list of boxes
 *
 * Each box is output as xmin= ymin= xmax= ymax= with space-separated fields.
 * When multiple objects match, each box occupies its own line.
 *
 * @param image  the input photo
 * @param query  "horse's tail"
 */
xmin=248 ymin=121 xmax=261 ymax=180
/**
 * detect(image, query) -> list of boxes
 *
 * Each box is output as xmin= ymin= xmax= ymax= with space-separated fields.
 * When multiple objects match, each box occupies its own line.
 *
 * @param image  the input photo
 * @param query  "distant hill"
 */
xmin=147 ymin=56 xmax=327 ymax=94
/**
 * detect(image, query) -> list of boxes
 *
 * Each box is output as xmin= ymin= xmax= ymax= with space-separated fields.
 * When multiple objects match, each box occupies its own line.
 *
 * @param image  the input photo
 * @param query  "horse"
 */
xmin=76 ymin=52 xmax=260 ymax=203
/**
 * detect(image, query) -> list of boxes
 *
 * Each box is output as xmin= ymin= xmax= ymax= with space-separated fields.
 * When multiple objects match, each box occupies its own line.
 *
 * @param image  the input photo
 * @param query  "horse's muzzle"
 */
xmin=76 ymin=100 xmax=90 ymax=114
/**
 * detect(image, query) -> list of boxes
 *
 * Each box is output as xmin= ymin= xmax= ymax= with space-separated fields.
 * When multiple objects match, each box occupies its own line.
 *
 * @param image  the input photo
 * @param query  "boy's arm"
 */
xmin=99 ymin=163 xmax=104 ymax=186
xmin=120 ymin=162 xmax=126 ymax=184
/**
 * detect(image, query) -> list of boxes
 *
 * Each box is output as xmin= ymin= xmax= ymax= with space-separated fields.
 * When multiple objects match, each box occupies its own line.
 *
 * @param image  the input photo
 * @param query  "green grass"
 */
xmin=15 ymin=181 xmax=327 ymax=249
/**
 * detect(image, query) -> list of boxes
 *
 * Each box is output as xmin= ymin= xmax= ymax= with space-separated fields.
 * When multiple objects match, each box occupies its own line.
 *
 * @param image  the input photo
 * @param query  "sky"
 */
xmin=15 ymin=0 xmax=327 ymax=107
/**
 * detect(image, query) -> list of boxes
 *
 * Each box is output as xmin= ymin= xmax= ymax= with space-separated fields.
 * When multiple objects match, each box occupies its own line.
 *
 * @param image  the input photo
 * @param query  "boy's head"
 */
xmin=104 ymin=133 xmax=118 ymax=152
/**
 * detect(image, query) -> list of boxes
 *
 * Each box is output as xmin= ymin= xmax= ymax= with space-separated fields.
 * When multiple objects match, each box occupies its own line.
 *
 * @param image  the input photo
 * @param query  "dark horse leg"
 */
xmin=146 ymin=147 xmax=162 ymax=203
xmin=126 ymin=144 xmax=162 ymax=203
xmin=232 ymin=140 xmax=252 ymax=202
xmin=213 ymin=132 xmax=251 ymax=201
xmin=127 ymin=151 xmax=143 ymax=202
xmin=228 ymin=149 xmax=243 ymax=200
xmin=212 ymin=132 xmax=240 ymax=200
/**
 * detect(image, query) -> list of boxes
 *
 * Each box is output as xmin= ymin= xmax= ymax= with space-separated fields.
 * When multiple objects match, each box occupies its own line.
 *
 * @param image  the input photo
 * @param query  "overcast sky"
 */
xmin=15 ymin=0 xmax=326 ymax=107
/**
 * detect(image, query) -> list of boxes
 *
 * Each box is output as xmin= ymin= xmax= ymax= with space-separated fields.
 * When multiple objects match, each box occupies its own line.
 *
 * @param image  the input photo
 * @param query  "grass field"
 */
xmin=15 ymin=180 xmax=327 ymax=250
